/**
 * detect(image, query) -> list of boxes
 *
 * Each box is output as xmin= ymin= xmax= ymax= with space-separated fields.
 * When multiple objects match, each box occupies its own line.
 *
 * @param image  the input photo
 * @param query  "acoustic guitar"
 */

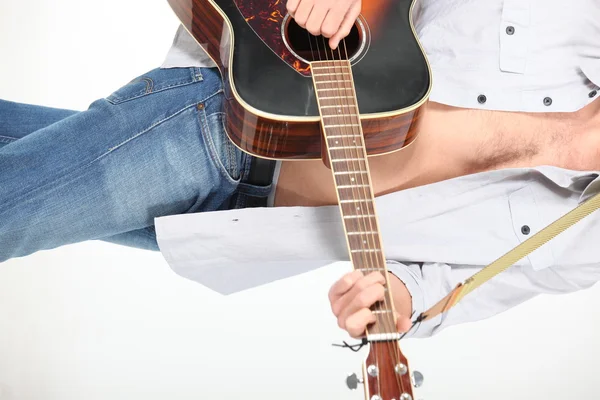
xmin=166 ymin=0 xmax=432 ymax=399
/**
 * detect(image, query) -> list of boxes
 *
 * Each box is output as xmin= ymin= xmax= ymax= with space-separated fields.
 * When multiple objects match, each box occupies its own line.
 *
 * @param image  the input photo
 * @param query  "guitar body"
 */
xmin=167 ymin=0 xmax=431 ymax=159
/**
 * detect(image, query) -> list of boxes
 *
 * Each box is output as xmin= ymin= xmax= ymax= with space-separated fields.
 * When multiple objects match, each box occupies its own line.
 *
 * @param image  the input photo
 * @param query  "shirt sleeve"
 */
xmin=386 ymin=260 xmax=600 ymax=338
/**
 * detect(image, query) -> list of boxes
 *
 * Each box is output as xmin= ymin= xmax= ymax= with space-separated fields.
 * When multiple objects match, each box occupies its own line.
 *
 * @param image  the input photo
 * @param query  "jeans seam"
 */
xmin=0 ymin=90 xmax=223 ymax=219
xmin=199 ymin=105 xmax=241 ymax=186
xmin=0 ymin=135 xmax=18 ymax=143
xmin=107 ymin=69 xmax=205 ymax=104
xmin=96 ymin=90 xmax=223 ymax=161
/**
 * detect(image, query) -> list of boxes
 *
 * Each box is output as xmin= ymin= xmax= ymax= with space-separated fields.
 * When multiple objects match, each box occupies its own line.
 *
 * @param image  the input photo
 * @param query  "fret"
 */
xmin=313 ymin=73 xmax=351 ymax=77
xmin=330 ymin=150 xmax=363 ymax=159
xmin=347 ymin=231 xmax=377 ymax=235
xmin=335 ymin=171 xmax=368 ymax=176
xmin=312 ymin=68 xmax=350 ymax=72
xmin=343 ymin=214 xmax=376 ymax=219
xmin=372 ymin=309 xmax=394 ymax=314
xmin=319 ymin=96 xmax=354 ymax=100
xmin=316 ymin=88 xmax=353 ymax=92
xmin=341 ymin=196 xmax=374 ymax=209
xmin=323 ymin=121 xmax=360 ymax=129
xmin=334 ymin=172 xmax=369 ymax=179
xmin=332 ymin=170 xmax=369 ymax=180
xmin=345 ymin=223 xmax=381 ymax=247
xmin=331 ymin=158 xmax=365 ymax=162
xmin=351 ymin=249 xmax=382 ymax=253
xmin=312 ymin=72 xmax=351 ymax=77
xmin=321 ymin=114 xmax=358 ymax=119
xmin=337 ymin=184 xmax=370 ymax=189
xmin=323 ymin=123 xmax=360 ymax=128
xmin=347 ymin=226 xmax=380 ymax=239
xmin=321 ymin=115 xmax=359 ymax=120
xmin=321 ymin=105 xmax=354 ymax=109
xmin=315 ymin=80 xmax=352 ymax=85
xmin=356 ymin=268 xmax=387 ymax=272
xmin=311 ymin=65 xmax=351 ymax=71
xmin=329 ymin=145 xmax=363 ymax=150
xmin=326 ymin=134 xmax=362 ymax=139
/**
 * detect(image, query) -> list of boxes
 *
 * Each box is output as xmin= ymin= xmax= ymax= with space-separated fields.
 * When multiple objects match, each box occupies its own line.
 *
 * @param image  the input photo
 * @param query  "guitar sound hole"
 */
xmin=282 ymin=15 xmax=366 ymax=63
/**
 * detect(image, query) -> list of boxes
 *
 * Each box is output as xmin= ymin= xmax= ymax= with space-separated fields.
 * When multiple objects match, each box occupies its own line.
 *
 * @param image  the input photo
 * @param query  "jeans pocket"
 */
xmin=106 ymin=67 xmax=204 ymax=105
xmin=199 ymin=109 xmax=244 ymax=183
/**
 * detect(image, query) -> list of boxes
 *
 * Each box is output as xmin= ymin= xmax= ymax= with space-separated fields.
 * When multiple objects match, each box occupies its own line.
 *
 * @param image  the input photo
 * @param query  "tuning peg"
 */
xmin=346 ymin=373 xmax=364 ymax=390
xmin=411 ymin=370 xmax=424 ymax=388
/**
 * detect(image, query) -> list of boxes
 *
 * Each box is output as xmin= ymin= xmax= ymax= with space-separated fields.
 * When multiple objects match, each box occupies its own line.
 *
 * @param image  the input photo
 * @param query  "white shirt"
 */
xmin=156 ymin=166 xmax=600 ymax=338
xmin=156 ymin=0 xmax=600 ymax=338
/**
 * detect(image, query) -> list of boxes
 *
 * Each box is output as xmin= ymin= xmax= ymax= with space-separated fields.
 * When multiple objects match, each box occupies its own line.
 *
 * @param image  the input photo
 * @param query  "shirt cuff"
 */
xmin=385 ymin=261 xmax=425 ymax=337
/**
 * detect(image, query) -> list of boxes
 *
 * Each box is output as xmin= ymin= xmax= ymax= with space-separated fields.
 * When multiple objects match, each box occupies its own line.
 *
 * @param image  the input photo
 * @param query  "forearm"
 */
xmin=387 ymin=260 xmax=600 ymax=338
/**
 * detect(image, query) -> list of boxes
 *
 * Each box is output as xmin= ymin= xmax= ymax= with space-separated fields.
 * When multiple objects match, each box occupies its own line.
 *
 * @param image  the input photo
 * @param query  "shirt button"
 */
xmin=521 ymin=225 xmax=531 ymax=235
xmin=506 ymin=26 xmax=515 ymax=35
xmin=477 ymin=94 xmax=487 ymax=104
xmin=543 ymin=97 xmax=553 ymax=106
xmin=590 ymin=90 xmax=597 ymax=98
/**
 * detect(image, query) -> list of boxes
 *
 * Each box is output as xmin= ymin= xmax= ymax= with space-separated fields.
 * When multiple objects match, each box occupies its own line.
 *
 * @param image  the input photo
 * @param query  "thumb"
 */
xmin=395 ymin=311 xmax=412 ymax=333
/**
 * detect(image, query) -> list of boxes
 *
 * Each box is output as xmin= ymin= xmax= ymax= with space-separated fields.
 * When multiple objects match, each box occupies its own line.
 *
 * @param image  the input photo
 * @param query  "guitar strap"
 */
xmin=414 ymin=190 xmax=600 ymax=324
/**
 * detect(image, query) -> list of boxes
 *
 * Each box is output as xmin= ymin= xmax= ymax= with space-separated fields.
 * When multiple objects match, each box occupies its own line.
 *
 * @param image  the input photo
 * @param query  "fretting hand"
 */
xmin=286 ymin=0 xmax=362 ymax=49
xmin=329 ymin=270 xmax=413 ymax=338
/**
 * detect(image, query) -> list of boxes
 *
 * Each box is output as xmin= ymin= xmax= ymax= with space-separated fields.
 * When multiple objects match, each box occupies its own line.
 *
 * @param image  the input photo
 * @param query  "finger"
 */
xmin=344 ymin=308 xmax=376 ymax=338
xmin=286 ymin=0 xmax=301 ymax=16
xmin=305 ymin=4 xmax=330 ymax=36
xmin=293 ymin=0 xmax=315 ymax=27
xmin=337 ymin=282 xmax=385 ymax=325
xmin=328 ymin=270 xmax=363 ymax=305
xmin=320 ymin=4 xmax=345 ymax=38
xmin=329 ymin=1 xmax=361 ymax=49
xmin=331 ymin=271 xmax=384 ymax=316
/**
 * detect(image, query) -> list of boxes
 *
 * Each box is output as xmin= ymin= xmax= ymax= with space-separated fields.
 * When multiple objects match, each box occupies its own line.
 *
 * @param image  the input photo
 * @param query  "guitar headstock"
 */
xmin=346 ymin=340 xmax=423 ymax=400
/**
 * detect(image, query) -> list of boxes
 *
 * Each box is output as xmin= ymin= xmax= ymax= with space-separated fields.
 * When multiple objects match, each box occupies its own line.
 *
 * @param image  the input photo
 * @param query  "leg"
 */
xmin=0 ymin=100 xmax=162 ymax=249
xmin=0 ymin=67 xmax=246 ymax=262
xmin=0 ymin=100 xmax=78 ymax=148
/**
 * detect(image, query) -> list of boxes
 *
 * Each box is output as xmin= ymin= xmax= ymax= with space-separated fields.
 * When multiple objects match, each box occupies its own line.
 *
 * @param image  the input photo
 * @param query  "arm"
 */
xmin=329 ymin=260 xmax=600 ymax=339
xmin=387 ymin=260 xmax=600 ymax=338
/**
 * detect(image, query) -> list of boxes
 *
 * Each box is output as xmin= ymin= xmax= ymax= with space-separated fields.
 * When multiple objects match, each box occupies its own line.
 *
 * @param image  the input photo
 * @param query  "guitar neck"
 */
xmin=311 ymin=60 xmax=398 ymax=339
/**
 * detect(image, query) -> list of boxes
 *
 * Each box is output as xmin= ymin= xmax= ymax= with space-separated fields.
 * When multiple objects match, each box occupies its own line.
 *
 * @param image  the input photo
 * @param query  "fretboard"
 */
xmin=311 ymin=60 xmax=398 ymax=338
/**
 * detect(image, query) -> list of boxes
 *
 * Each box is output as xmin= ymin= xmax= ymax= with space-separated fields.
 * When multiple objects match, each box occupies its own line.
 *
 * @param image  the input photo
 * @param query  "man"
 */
xmin=2 ymin=0 xmax=600 ymax=341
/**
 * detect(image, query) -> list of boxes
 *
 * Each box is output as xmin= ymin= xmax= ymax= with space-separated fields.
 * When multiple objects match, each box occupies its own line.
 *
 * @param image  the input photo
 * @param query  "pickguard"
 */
xmin=233 ymin=0 xmax=311 ymax=75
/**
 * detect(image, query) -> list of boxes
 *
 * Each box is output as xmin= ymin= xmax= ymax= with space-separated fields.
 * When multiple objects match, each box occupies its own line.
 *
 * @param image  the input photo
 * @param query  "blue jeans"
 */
xmin=0 ymin=67 xmax=272 ymax=263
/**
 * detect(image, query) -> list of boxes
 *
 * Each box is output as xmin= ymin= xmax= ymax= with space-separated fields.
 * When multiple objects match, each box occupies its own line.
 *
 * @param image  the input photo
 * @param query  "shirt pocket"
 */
xmin=507 ymin=185 xmax=555 ymax=271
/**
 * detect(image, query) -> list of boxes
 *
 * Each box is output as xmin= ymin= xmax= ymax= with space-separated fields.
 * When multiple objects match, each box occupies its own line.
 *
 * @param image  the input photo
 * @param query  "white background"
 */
xmin=1 ymin=1 xmax=599 ymax=399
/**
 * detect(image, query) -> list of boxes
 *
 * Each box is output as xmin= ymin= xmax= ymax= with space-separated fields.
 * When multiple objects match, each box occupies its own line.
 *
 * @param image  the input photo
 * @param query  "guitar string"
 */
xmin=326 ymin=37 xmax=387 ymax=399
xmin=337 ymin=35 xmax=407 ymax=395
xmin=313 ymin=34 xmax=372 ymax=332
xmin=313 ymin=31 xmax=384 ymax=397
xmin=315 ymin=34 xmax=376 ymax=350
xmin=327 ymin=34 xmax=401 ymax=397
xmin=311 ymin=25 xmax=408 ymax=396
xmin=336 ymin=40 xmax=396 ymax=332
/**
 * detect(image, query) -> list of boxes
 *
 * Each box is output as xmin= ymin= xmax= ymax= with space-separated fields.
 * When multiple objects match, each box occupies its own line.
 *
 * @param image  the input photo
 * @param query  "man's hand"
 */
xmin=329 ymin=270 xmax=413 ymax=338
xmin=286 ymin=0 xmax=361 ymax=49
